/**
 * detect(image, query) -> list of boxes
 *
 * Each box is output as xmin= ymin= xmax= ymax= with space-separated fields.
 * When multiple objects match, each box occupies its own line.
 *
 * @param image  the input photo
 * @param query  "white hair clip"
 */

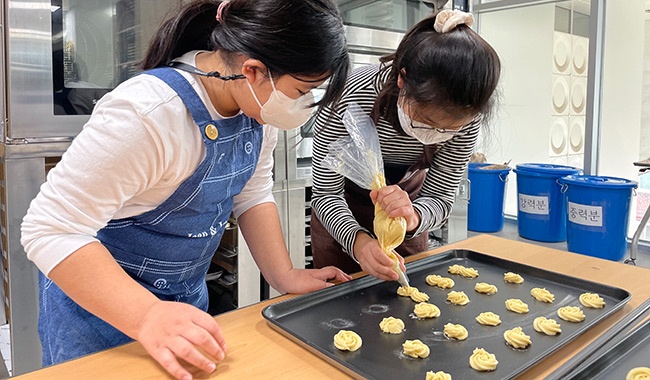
xmin=433 ymin=9 xmax=475 ymax=33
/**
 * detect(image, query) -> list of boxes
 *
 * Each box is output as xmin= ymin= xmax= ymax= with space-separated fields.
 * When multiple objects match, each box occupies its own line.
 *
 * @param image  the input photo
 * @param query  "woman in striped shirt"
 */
xmin=310 ymin=10 xmax=501 ymax=282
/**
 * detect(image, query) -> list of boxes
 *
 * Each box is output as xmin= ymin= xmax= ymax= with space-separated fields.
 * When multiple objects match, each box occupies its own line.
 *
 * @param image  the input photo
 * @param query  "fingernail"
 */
xmin=182 ymin=375 xmax=192 ymax=380
xmin=208 ymin=362 xmax=216 ymax=372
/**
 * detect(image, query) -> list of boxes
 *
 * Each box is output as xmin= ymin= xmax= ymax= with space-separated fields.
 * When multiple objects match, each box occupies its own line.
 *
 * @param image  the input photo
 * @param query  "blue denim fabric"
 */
xmin=39 ymin=68 xmax=263 ymax=366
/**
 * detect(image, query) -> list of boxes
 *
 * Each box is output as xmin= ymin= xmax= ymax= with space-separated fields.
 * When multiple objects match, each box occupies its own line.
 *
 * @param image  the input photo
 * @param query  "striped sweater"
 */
xmin=311 ymin=63 xmax=480 ymax=258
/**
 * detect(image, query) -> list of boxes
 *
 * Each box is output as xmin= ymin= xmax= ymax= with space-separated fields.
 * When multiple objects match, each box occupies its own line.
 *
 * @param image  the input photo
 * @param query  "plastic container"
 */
xmin=514 ymin=163 xmax=583 ymax=242
xmin=558 ymin=175 xmax=637 ymax=261
xmin=468 ymin=162 xmax=511 ymax=232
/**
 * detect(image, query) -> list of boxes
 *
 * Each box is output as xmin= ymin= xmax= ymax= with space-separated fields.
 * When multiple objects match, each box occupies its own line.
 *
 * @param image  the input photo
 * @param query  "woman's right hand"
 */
xmin=353 ymin=232 xmax=405 ymax=281
xmin=137 ymin=301 xmax=227 ymax=380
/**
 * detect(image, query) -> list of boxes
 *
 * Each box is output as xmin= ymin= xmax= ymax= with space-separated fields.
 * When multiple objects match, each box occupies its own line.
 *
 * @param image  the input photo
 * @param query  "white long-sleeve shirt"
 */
xmin=21 ymin=51 xmax=277 ymax=276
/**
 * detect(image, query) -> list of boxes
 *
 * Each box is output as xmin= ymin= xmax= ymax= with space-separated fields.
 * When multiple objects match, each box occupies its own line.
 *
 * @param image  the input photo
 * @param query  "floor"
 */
xmin=0 ymin=218 xmax=648 ymax=377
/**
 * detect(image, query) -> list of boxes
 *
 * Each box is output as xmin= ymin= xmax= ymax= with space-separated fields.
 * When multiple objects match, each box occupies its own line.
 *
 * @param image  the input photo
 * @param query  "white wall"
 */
xmin=598 ymin=0 xmax=645 ymax=181
xmin=476 ymin=5 xmax=556 ymax=216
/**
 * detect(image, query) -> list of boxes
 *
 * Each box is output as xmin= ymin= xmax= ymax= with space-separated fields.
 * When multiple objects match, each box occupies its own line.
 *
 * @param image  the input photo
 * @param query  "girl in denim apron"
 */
xmin=21 ymin=1 xmax=350 ymax=379
xmin=311 ymin=10 xmax=502 ymax=282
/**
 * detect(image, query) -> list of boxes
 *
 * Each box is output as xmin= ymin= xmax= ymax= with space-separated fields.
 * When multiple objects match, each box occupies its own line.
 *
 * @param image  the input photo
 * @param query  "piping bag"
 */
xmin=322 ymin=103 xmax=410 ymax=287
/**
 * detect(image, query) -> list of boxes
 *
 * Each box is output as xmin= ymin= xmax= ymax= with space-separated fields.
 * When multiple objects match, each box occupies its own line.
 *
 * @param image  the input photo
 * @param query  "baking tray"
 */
xmin=262 ymin=249 xmax=630 ymax=380
xmin=548 ymin=298 xmax=650 ymax=379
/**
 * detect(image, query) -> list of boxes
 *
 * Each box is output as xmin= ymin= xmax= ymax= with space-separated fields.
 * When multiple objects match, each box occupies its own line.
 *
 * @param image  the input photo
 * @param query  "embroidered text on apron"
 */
xmin=38 ymin=68 xmax=263 ymax=366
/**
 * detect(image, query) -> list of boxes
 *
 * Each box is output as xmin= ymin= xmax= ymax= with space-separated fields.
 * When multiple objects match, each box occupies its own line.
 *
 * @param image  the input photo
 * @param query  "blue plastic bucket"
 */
xmin=558 ymin=175 xmax=637 ymax=261
xmin=514 ymin=163 xmax=583 ymax=242
xmin=468 ymin=163 xmax=511 ymax=232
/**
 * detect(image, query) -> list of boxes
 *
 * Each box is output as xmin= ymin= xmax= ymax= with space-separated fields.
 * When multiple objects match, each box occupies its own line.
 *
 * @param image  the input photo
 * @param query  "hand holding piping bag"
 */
xmin=323 ymin=103 xmax=410 ymax=285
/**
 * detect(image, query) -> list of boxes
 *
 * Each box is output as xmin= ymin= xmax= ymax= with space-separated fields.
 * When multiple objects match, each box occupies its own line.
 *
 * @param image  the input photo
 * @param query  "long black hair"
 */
xmin=140 ymin=0 xmax=349 ymax=107
xmin=371 ymin=12 xmax=501 ymax=131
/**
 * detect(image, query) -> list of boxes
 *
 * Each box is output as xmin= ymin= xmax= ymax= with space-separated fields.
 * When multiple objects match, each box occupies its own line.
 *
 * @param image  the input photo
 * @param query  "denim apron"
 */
xmin=38 ymin=67 xmax=263 ymax=366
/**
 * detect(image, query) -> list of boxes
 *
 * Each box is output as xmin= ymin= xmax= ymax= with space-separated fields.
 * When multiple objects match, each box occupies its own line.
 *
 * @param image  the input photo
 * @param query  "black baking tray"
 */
xmin=262 ymin=249 xmax=630 ymax=380
xmin=548 ymin=298 xmax=650 ymax=379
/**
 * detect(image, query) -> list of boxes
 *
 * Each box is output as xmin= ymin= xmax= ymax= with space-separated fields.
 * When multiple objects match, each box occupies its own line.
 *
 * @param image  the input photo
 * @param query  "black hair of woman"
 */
xmin=140 ymin=0 xmax=349 ymax=108
xmin=371 ymin=11 xmax=501 ymax=133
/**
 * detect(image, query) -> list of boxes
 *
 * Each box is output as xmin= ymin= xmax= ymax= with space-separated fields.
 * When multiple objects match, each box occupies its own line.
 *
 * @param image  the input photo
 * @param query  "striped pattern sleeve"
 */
xmin=311 ymin=64 xmax=479 ymax=258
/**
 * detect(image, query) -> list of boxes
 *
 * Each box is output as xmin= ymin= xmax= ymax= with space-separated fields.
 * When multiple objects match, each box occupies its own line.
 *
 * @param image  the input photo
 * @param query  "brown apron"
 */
xmin=311 ymin=146 xmax=438 ymax=273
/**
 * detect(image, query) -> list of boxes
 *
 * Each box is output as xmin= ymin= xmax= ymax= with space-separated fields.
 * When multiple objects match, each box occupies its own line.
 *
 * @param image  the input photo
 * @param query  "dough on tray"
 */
xmin=443 ymin=323 xmax=468 ymax=340
xmin=533 ymin=316 xmax=562 ymax=336
xmin=474 ymin=282 xmax=498 ymax=295
xmin=448 ymin=264 xmax=479 ymax=278
xmin=505 ymin=298 xmax=529 ymax=314
xmin=503 ymin=326 xmax=532 ymax=349
xmin=447 ymin=291 xmax=470 ymax=305
xmin=397 ymin=286 xmax=430 ymax=302
xmin=579 ymin=292 xmax=605 ymax=308
xmin=333 ymin=330 xmax=362 ymax=351
xmin=626 ymin=367 xmax=650 ymax=380
xmin=469 ymin=348 xmax=498 ymax=372
xmin=379 ymin=316 xmax=405 ymax=334
xmin=503 ymin=272 xmax=524 ymax=284
xmin=402 ymin=339 xmax=430 ymax=358
xmin=425 ymin=274 xmax=455 ymax=289
xmin=530 ymin=287 xmax=555 ymax=303
xmin=425 ymin=371 xmax=452 ymax=380
xmin=414 ymin=302 xmax=441 ymax=319
xmin=476 ymin=312 xmax=501 ymax=326
xmin=557 ymin=306 xmax=585 ymax=322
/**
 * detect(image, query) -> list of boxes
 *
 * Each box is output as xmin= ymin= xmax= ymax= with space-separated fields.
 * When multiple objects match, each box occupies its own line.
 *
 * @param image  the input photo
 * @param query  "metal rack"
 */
xmin=627 ymin=159 xmax=650 ymax=265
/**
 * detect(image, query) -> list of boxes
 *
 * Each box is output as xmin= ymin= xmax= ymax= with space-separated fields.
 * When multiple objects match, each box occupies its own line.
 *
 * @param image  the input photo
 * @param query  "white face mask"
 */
xmin=247 ymin=71 xmax=315 ymax=130
xmin=397 ymin=103 xmax=456 ymax=145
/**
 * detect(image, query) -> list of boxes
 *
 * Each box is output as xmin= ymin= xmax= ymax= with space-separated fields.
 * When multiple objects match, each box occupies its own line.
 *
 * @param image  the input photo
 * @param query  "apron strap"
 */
xmin=143 ymin=67 xmax=216 ymax=144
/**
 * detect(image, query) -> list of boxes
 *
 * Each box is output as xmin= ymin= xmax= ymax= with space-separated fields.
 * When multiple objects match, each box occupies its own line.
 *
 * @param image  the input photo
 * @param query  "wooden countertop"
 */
xmin=12 ymin=235 xmax=650 ymax=380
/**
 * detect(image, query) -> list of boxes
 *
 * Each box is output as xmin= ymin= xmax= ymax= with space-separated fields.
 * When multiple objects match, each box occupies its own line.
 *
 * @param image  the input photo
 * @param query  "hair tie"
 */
xmin=433 ymin=9 xmax=475 ymax=33
xmin=216 ymin=0 xmax=230 ymax=23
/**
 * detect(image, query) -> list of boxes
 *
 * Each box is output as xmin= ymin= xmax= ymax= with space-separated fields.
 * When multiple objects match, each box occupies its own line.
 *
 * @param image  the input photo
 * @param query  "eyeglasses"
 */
xmin=400 ymin=98 xmax=469 ymax=136
xmin=409 ymin=121 xmax=467 ymax=136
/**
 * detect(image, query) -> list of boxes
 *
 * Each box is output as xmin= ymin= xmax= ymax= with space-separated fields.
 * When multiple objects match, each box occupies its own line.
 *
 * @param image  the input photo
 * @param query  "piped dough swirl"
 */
xmin=444 ymin=323 xmax=468 ymax=340
xmin=579 ymin=292 xmax=605 ymax=308
xmin=334 ymin=330 xmax=362 ymax=351
xmin=626 ymin=367 xmax=650 ymax=380
xmin=504 ymin=272 xmax=524 ymax=284
xmin=426 ymin=371 xmax=452 ymax=380
xmin=448 ymin=264 xmax=479 ymax=278
xmin=397 ymin=286 xmax=430 ymax=302
xmin=402 ymin=339 xmax=430 ymax=358
xmin=530 ymin=287 xmax=555 ymax=303
xmin=469 ymin=348 xmax=498 ymax=372
xmin=425 ymin=274 xmax=455 ymax=289
xmin=474 ymin=282 xmax=498 ymax=295
xmin=476 ymin=312 xmax=501 ymax=326
xmin=505 ymin=298 xmax=529 ymax=314
xmin=557 ymin=306 xmax=585 ymax=322
xmin=414 ymin=302 xmax=441 ymax=318
xmin=447 ymin=291 xmax=470 ymax=305
xmin=533 ymin=316 xmax=562 ymax=335
xmin=379 ymin=317 xmax=404 ymax=334
xmin=503 ymin=327 xmax=532 ymax=349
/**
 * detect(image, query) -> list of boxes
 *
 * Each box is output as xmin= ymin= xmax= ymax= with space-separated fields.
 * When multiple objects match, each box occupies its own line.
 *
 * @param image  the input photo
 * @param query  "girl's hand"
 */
xmin=137 ymin=301 xmax=226 ymax=380
xmin=370 ymin=185 xmax=420 ymax=232
xmin=277 ymin=267 xmax=352 ymax=294
xmin=353 ymin=232 xmax=406 ymax=281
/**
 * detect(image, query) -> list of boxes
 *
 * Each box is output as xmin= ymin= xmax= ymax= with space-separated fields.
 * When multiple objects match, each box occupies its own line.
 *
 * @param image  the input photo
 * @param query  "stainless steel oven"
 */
xmin=6 ymin=0 xmax=186 ymax=142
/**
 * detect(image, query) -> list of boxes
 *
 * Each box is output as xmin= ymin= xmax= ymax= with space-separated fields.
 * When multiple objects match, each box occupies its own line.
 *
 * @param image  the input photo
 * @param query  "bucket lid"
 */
xmin=558 ymin=175 xmax=638 ymax=189
xmin=514 ymin=163 xmax=582 ymax=176
xmin=469 ymin=162 xmax=511 ymax=173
